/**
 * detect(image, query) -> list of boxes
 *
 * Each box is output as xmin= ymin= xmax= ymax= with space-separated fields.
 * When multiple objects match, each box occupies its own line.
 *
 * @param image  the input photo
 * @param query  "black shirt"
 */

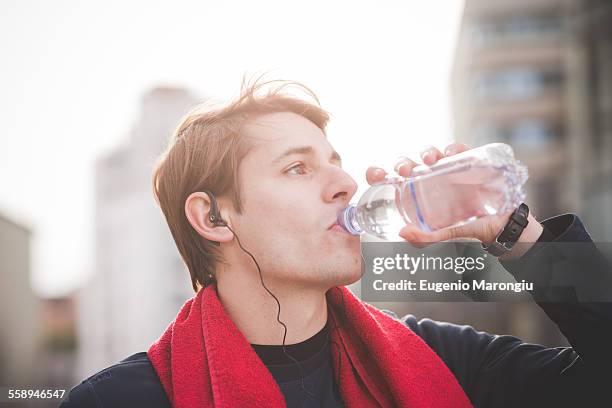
xmin=60 ymin=214 xmax=612 ymax=408
xmin=251 ymin=321 xmax=344 ymax=407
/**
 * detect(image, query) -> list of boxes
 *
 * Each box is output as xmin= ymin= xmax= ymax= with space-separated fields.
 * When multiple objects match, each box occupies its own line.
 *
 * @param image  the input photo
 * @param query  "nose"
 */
xmin=322 ymin=166 xmax=358 ymax=205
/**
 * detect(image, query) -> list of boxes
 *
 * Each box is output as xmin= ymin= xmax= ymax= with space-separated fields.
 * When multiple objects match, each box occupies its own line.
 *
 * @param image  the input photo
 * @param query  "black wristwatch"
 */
xmin=481 ymin=203 xmax=530 ymax=257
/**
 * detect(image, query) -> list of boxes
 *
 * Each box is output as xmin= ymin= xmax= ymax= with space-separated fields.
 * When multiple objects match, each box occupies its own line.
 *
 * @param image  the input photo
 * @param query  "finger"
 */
xmin=366 ymin=166 xmax=387 ymax=185
xmin=394 ymin=157 xmax=418 ymax=178
xmin=420 ymin=146 xmax=444 ymax=165
xmin=428 ymin=225 xmax=470 ymax=242
xmin=398 ymin=225 xmax=432 ymax=248
xmin=400 ymin=223 xmax=470 ymax=244
xmin=398 ymin=224 xmax=449 ymax=248
xmin=443 ymin=142 xmax=470 ymax=157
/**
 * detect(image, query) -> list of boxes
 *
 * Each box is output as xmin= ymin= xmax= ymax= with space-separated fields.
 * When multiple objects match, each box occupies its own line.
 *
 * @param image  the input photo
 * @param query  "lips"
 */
xmin=328 ymin=218 xmax=350 ymax=235
xmin=327 ymin=219 xmax=341 ymax=230
xmin=328 ymin=209 xmax=349 ymax=232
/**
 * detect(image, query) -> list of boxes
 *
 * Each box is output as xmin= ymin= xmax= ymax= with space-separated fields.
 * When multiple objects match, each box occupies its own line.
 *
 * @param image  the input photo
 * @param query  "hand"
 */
xmin=366 ymin=142 xmax=541 ymax=255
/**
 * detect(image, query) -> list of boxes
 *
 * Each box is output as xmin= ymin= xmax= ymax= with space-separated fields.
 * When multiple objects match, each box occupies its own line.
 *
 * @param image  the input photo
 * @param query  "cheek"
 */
xmin=238 ymin=202 xmax=314 ymax=253
xmin=250 ymin=188 xmax=317 ymax=232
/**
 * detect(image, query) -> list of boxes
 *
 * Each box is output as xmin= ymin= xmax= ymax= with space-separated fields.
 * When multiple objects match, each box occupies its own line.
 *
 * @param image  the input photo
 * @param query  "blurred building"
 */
xmin=39 ymin=295 xmax=77 ymax=397
xmin=389 ymin=0 xmax=612 ymax=348
xmin=0 ymin=211 xmax=42 ymax=387
xmin=452 ymin=0 xmax=612 ymax=241
xmin=76 ymin=87 xmax=198 ymax=380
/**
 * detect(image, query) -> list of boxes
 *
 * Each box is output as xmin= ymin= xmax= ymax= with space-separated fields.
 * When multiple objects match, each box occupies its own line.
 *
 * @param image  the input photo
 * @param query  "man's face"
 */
xmin=232 ymin=111 xmax=362 ymax=290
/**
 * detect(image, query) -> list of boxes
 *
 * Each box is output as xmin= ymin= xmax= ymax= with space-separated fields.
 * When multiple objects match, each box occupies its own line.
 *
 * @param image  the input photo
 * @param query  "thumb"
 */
xmin=399 ymin=223 xmax=470 ymax=247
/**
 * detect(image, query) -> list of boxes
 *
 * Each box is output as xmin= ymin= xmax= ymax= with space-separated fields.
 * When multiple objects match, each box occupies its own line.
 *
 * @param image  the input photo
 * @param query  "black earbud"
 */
xmin=202 ymin=189 xmax=227 ymax=226
xmin=202 ymin=190 xmax=227 ymax=246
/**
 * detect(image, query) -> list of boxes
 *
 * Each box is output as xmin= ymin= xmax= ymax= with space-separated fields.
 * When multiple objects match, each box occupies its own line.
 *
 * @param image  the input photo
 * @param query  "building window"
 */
xmin=508 ymin=120 xmax=557 ymax=149
xmin=471 ymin=15 xmax=563 ymax=46
xmin=472 ymin=68 xmax=563 ymax=101
xmin=472 ymin=120 xmax=559 ymax=149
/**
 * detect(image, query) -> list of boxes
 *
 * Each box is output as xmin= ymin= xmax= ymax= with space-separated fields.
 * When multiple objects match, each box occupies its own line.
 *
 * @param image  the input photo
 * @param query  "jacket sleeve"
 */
xmin=59 ymin=381 xmax=102 ymax=408
xmin=58 ymin=352 xmax=171 ymax=408
xmin=396 ymin=214 xmax=612 ymax=408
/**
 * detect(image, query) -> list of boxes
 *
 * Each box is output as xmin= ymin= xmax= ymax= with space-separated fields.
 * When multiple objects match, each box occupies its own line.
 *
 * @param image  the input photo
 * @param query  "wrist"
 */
xmin=498 ymin=213 xmax=543 ymax=261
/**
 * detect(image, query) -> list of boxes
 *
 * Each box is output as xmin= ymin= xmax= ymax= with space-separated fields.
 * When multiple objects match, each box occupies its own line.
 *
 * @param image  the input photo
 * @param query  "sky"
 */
xmin=0 ymin=0 xmax=465 ymax=297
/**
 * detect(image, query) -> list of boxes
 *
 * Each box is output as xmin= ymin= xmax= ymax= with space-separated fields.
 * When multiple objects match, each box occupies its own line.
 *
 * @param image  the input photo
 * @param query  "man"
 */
xmin=61 ymin=80 xmax=611 ymax=407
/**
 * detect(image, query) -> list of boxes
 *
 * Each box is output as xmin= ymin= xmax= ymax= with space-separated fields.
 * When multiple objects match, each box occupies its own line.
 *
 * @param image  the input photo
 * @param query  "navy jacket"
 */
xmin=60 ymin=214 xmax=612 ymax=407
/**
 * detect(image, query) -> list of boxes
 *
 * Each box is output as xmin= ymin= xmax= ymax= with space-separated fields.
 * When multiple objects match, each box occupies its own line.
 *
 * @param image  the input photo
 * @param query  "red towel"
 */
xmin=147 ymin=284 xmax=473 ymax=407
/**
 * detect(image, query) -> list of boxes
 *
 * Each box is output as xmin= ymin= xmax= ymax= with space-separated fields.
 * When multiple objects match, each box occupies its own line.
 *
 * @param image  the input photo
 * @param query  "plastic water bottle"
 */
xmin=337 ymin=143 xmax=528 ymax=240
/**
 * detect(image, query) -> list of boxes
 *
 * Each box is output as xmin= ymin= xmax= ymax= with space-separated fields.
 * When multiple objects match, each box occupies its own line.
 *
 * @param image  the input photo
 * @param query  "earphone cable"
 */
xmin=223 ymin=223 xmax=316 ymax=400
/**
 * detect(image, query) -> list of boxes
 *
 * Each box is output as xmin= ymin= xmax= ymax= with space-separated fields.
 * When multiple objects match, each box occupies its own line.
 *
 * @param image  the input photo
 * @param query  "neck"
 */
xmin=215 ymin=263 xmax=329 ymax=346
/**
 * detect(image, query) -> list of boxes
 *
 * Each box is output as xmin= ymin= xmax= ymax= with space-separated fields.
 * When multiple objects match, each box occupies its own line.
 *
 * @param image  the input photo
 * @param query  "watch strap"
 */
xmin=482 ymin=203 xmax=530 ymax=257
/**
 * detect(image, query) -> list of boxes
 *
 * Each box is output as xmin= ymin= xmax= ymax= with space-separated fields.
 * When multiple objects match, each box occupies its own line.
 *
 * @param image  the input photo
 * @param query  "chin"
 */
xmin=338 ymin=270 xmax=362 ymax=286
xmin=330 ymin=254 xmax=363 ymax=287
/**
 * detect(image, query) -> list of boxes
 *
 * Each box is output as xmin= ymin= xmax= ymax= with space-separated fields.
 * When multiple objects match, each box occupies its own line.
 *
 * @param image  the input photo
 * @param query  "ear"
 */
xmin=184 ymin=192 xmax=233 ymax=244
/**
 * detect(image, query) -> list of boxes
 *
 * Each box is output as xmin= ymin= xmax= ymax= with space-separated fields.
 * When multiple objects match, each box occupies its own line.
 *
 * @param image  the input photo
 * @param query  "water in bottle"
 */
xmin=337 ymin=143 xmax=528 ymax=240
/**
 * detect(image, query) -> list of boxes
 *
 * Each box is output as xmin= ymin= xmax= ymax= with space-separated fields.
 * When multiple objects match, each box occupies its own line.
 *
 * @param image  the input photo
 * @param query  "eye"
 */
xmin=285 ymin=163 xmax=307 ymax=175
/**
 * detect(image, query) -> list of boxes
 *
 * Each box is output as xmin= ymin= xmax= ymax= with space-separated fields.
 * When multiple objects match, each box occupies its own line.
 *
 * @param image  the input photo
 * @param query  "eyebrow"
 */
xmin=271 ymin=146 xmax=342 ymax=165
